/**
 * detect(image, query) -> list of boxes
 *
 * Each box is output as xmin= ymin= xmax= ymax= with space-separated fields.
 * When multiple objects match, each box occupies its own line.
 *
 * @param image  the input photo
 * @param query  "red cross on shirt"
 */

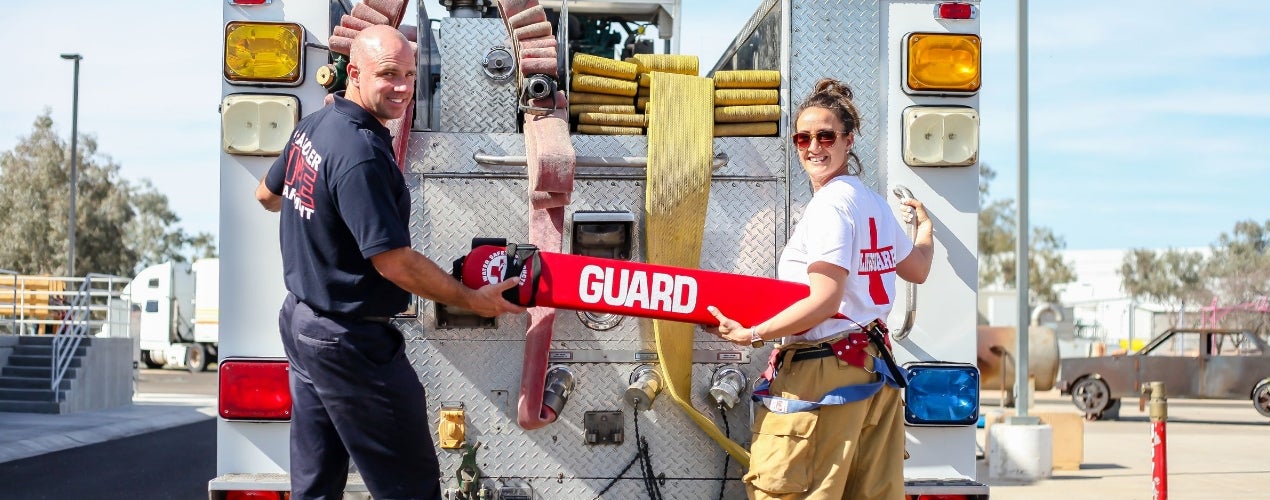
xmin=858 ymin=218 xmax=897 ymax=305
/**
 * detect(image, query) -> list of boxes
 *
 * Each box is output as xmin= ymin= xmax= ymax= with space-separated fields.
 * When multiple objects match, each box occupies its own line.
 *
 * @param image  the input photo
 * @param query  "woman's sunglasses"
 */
xmin=792 ymin=130 xmax=849 ymax=149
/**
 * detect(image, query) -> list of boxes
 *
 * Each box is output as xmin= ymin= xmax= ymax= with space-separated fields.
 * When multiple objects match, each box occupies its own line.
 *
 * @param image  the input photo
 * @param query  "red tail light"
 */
xmin=912 ymin=495 xmax=971 ymax=500
xmin=225 ymin=491 xmax=286 ymax=500
xmin=219 ymin=359 xmax=292 ymax=420
xmin=936 ymin=3 xmax=976 ymax=20
xmin=228 ymin=0 xmax=272 ymax=5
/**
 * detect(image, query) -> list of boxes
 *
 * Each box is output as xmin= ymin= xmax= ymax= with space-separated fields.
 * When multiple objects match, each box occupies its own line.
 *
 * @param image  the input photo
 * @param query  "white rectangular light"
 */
xmin=221 ymin=94 xmax=299 ymax=156
xmin=902 ymin=106 xmax=979 ymax=167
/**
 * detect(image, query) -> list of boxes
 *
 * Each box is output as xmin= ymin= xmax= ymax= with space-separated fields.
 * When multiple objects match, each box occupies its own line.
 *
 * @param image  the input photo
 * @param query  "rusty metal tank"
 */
xmin=977 ymin=325 xmax=1060 ymax=397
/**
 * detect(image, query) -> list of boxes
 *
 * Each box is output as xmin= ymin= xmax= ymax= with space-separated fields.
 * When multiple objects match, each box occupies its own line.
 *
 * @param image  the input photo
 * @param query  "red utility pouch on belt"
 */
xmin=458 ymin=243 xmax=814 ymax=327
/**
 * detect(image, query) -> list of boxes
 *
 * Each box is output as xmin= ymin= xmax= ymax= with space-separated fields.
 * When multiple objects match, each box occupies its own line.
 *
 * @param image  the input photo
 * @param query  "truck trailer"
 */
xmin=215 ymin=0 xmax=986 ymax=498
xmin=125 ymin=259 xmax=219 ymax=372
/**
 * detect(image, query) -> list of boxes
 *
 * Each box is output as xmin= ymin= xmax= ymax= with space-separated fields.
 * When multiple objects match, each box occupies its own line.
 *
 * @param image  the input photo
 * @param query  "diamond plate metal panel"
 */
xmin=399 ymin=48 xmax=802 ymax=495
xmin=788 ymin=0 xmax=885 ymax=228
xmin=405 ymin=338 xmax=757 ymax=498
xmin=438 ymin=18 xmax=518 ymax=133
xmin=401 ymin=133 xmax=788 ymax=343
xmin=409 ymin=176 xmax=782 ymax=343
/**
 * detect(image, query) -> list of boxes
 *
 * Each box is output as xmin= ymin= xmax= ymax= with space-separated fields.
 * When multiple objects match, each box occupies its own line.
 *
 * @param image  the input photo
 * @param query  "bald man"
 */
xmin=256 ymin=25 xmax=524 ymax=499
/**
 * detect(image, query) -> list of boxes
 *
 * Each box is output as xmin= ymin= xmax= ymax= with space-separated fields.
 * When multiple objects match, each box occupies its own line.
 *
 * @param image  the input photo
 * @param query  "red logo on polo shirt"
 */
xmin=858 ymin=218 xmax=896 ymax=305
xmin=281 ymin=131 xmax=323 ymax=220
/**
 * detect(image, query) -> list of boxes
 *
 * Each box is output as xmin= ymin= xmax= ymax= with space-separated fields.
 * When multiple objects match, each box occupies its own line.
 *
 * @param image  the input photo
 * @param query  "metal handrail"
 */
xmin=891 ymin=185 xmax=918 ymax=341
xmin=50 ymin=273 xmax=129 ymax=398
xmin=0 ymin=269 xmax=16 ymax=334
xmin=52 ymin=276 xmax=92 ymax=396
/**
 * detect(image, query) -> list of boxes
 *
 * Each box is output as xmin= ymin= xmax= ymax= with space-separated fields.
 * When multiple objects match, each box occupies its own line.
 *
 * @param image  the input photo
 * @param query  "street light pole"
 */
xmin=1015 ymin=0 xmax=1036 ymax=422
xmin=61 ymin=53 xmax=82 ymax=277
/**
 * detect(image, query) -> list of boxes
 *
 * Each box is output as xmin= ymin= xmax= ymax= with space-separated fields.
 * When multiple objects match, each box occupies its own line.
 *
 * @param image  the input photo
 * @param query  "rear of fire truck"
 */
xmin=215 ymin=0 xmax=987 ymax=498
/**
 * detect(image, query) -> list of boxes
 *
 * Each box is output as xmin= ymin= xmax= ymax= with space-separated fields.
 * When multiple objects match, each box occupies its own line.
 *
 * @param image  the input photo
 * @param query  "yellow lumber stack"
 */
xmin=712 ymin=70 xmax=781 ymax=137
xmin=0 ymin=275 xmax=66 ymax=322
xmin=569 ymin=53 xmax=643 ymax=135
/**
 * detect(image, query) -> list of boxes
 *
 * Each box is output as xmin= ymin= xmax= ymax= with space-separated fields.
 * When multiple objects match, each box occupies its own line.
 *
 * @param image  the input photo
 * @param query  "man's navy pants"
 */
xmin=279 ymin=293 xmax=442 ymax=500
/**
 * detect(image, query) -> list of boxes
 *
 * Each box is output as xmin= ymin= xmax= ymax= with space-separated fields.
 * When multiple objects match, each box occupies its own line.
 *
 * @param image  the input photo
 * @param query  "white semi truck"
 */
xmin=216 ymin=0 xmax=986 ymax=498
xmin=125 ymin=259 xmax=219 ymax=372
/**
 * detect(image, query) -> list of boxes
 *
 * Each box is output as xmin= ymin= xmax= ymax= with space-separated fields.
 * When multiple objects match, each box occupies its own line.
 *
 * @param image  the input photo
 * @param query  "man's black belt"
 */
xmin=294 ymin=295 xmax=394 ymax=324
xmin=317 ymin=307 xmax=393 ymax=324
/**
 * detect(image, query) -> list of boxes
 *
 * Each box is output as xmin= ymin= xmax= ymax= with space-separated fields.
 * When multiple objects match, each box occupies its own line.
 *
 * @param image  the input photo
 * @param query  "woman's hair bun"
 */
xmin=812 ymin=78 xmax=854 ymax=100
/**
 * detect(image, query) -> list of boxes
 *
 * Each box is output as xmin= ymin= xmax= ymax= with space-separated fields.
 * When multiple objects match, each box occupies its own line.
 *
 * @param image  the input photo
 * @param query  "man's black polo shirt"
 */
xmin=265 ymin=92 xmax=411 ymax=317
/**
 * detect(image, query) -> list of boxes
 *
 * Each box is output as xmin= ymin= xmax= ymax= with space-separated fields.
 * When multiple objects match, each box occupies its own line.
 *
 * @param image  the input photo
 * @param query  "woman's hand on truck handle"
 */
xmin=899 ymin=197 xmax=929 ymax=227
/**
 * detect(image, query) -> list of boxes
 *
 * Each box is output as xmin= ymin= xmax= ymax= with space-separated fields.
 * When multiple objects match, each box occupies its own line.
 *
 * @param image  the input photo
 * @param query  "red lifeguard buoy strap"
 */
xmin=460 ymin=244 xmax=811 ymax=327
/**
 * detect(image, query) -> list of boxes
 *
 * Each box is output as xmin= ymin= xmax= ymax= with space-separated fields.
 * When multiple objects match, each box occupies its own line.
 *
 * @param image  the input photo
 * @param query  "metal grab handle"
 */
xmin=891 ymin=185 xmax=917 ymax=341
xmin=559 ymin=0 xmax=571 ymax=96
xmin=474 ymin=152 xmax=729 ymax=169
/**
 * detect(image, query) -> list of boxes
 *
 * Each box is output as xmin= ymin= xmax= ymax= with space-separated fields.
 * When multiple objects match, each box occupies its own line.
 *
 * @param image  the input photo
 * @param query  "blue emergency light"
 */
xmin=903 ymin=362 xmax=980 ymax=426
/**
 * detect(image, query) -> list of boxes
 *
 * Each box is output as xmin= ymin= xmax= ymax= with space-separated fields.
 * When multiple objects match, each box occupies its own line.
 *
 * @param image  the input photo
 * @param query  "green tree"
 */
xmin=1119 ymin=248 xmax=1209 ymax=313
xmin=1120 ymin=220 xmax=1269 ymax=333
xmin=1205 ymin=220 xmax=1270 ymax=335
xmin=0 ymin=112 xmax=216 ymax=276
xmin=1206 ymin=220 xmax=1270 ymax=302
xmin=978 ymin=165 xmax=1016 ymax=287
xmin=978 ymin=164 xmax=1077 ymax=303
xmin=126 ymin=179 xmax=218 ymax=272
xmin=0 ymin=114 xmax=69 ymax=275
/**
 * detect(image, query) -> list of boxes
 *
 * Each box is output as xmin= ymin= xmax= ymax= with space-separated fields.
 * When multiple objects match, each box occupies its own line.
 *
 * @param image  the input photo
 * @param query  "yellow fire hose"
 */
xmin=645 ymin=72 xmax=751 ymax=467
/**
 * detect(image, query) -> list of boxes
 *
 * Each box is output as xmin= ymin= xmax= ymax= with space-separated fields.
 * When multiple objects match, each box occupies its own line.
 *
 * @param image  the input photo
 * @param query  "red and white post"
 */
xmin=1141 ymin=382 xmax=1168 ymax=500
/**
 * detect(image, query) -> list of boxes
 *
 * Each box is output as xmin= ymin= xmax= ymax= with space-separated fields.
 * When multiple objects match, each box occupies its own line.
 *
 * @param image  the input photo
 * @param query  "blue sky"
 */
xmin=2 ymin=1 xmax=1267 ymax=252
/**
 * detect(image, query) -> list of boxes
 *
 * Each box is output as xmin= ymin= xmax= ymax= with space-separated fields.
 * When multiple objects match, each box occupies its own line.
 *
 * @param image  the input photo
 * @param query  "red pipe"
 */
xmin=1152 ymin=420 xmax=1167 ymax=500
xmin=1142 ymin=382 xmax=1168 ymax=500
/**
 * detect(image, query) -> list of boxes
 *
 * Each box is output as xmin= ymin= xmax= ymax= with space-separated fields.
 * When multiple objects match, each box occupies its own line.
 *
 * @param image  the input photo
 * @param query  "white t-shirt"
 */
xmin=777 ymin=175 xmax=914 ymax=342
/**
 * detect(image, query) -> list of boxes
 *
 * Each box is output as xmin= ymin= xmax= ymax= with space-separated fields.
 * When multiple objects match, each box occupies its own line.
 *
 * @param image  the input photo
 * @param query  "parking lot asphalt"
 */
xmin=979 ymin=388 xmax=1270 ymax=499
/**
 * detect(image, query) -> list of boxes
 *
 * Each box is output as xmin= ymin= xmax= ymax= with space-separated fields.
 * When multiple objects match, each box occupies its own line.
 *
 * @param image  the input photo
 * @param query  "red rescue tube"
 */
xmin=461 ymin=245 xmax=810 ymax=327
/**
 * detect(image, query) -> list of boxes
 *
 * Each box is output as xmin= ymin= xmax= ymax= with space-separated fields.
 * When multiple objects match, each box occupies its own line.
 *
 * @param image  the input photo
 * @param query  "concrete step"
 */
xmin=7 ymin=355 xmax=82 ymax=368
xmin=0 ymin=400 xmax=64 ymax=414
xmin=0 ymin=376 xmax=73 ymax=390
xmin=0 ymin=388 xmax=65 ymax=402
xmin=1 ymin=366 xmax=76 ymax=379
xmin=12 ymin=345 xmax=88 ymax=357
xmin=14 ymin=336 xmax=93 ymax=347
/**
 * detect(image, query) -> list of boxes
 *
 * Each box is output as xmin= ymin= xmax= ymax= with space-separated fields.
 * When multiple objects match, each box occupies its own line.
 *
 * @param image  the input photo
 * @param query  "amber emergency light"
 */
xmin=905 ymin=33 xmax=981 ymax=94
xmin=224 ymin=21 xmax=304 ymax=85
